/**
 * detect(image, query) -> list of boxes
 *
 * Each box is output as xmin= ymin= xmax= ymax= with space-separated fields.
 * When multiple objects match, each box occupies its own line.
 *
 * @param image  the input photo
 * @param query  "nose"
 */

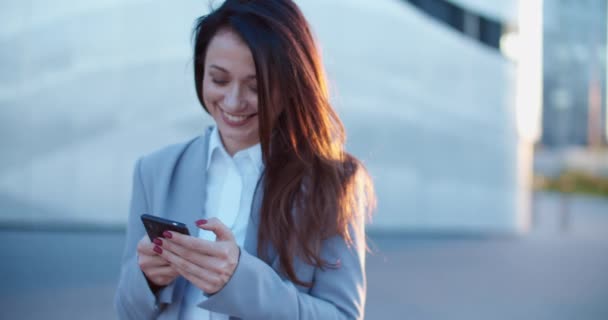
xmin=223 ymin=84 xmax=244 ymax=111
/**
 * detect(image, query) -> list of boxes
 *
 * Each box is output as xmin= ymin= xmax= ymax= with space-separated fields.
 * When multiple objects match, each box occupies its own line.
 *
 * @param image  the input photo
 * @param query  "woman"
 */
xmin=115 ymin=0 xmax=375 ymax=319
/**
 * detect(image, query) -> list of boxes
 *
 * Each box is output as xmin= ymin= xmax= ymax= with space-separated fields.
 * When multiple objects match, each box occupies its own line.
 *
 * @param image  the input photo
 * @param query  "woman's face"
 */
xmin=203 ymin=28 xmax=259 ymax=155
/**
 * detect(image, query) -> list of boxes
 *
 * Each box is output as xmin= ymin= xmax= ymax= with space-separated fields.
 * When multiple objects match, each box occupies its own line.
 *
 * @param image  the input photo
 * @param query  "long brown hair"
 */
xmin=193 ymin=0 xmax=375 ymax=286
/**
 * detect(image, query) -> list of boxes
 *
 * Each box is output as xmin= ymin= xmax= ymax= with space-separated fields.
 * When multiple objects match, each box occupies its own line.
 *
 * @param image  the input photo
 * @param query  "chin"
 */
xmin=221 ymin=125 xmax=258 ymax=143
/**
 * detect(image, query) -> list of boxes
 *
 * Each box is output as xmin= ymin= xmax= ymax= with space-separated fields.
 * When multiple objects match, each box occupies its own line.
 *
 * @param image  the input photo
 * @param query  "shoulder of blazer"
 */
xmin=137 ymin=126 xmax=213 ymax=182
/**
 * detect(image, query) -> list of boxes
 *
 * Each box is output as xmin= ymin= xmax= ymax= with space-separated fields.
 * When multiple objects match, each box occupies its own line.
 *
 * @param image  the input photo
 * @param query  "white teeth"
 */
xmin=223 ymin=111 xmax=249 ymax=122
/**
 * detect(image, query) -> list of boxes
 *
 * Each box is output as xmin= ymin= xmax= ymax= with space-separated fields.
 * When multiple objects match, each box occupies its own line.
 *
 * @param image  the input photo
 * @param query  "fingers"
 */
xmin=146 ymin=265 xmax=179 ymax=280
xmin=196 ymin=218 xmax=235 ymax=242
xmin=138 ymin=235 xmax=179 ymax=287
xmin=137 ymin=235 xmax=157 ymax=256
xmin=151 ymin=218 xmax=239 ymax=294
xmin=138 ymin=252 xmax=171 ymax=268
xmin=138 ymin=235 xmax=172 ymax=269
xmin=155 ymin=244 xmax=222 ymax=293
xmin=156 ymin=237 xmax=232 ymax=275
xmin=138 ymin=236 xmax=167 ymax=257
xmin=141 ymin=264 xmax=179 ymax=287
xmin=161 ymin=230 xmax=222 ymax=257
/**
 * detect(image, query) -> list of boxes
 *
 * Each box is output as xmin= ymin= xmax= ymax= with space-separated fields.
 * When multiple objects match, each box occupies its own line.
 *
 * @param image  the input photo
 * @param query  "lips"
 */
xmin=223 ymin=111 xmax=251 ymax=122
xmin=220 ymin=109 xmax=257 ymax=127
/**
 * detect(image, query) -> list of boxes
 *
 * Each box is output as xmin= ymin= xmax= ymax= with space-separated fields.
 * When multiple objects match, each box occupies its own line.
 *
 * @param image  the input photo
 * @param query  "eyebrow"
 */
xmin=209 ymin=65 xmax=256 ymax=79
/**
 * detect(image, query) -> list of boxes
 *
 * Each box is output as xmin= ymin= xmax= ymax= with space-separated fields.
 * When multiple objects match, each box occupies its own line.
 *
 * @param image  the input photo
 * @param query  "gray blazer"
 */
xmin=114 ymin=126 xmax=367 ymax=320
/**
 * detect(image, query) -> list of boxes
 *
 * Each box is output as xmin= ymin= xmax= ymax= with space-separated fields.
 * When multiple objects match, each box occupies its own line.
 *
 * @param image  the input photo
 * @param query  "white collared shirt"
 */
xmin=180 ymin=126 xmax=263 ymax=320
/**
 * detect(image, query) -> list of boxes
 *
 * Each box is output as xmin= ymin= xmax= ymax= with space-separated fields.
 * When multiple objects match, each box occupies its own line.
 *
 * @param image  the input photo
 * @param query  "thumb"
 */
xmin=196 ymin=218 xmax=234 ymax=242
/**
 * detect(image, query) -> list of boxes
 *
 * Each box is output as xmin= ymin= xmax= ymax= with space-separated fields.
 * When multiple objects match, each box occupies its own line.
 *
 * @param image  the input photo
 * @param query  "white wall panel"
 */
xmin=0 ymin=0 xmax=524 ymax=232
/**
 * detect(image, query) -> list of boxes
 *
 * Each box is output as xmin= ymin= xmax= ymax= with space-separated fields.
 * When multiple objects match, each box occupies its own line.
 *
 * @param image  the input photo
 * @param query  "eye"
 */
xmin=249 ymin=85 xmax=258 ymax=93
xmin=212 ymin=78 xmax=228 ymax=86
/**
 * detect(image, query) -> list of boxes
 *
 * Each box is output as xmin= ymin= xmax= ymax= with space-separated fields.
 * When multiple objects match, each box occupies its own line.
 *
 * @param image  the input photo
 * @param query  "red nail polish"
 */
xmin=153 ymin=238 xmax=162 ymax=246
xmin=153 ymin=246 xmax=163 ymax=254
xmin=196 ymin=219 xmax=208 ymax=226
xmin=162 ymin=231 xmax=172 ymax=239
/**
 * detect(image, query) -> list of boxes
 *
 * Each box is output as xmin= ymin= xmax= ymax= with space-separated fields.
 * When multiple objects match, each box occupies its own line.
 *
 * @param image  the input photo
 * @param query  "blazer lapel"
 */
xmin=167 ymin=126 xmax=213 ymax=236
xmin=243 ymin=174 xmax=263 ymax=256
xmin=242 ymin=173 xmax=279 ymax=266
xmin=160 ymin=126 xmax=212 ymax=309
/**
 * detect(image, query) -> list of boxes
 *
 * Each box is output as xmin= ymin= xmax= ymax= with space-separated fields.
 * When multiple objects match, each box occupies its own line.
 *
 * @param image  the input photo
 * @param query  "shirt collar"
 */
xmin=246 ymin=140 xmax=264 ymax=174
xmin=206 ymin=126 xmax=222 ymax=171
xmin=206 ymin=126 xmax=263 ymax=174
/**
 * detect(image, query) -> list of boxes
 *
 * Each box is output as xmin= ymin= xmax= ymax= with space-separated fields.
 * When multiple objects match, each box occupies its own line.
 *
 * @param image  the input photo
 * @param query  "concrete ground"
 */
xmin=1 ymin=192 xmax=607 ymax=319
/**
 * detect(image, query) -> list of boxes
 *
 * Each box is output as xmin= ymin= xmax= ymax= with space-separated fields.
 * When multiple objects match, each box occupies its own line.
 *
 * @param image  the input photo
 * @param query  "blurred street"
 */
xmin=1 ymin=191 xmax=607 ymax=320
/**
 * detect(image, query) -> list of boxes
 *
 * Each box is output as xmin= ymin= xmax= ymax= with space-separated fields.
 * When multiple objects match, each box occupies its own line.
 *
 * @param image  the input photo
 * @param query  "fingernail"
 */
xmin=196 ymin=219 xmax=208 ymax=226
xmin=162 ymin=231 xmax=172 ymax=239
xmin=153 ymin=238 xmax=163 ymax=246
xmin=153 ymin=246 xmax=163 ymax=254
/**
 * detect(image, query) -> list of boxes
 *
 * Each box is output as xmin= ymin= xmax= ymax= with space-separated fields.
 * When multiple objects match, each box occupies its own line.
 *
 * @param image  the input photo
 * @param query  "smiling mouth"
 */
xmin=220 ymin=109 xmax=257 ymax=126
xmin=222 ymin=110 xmax=256 ymax=121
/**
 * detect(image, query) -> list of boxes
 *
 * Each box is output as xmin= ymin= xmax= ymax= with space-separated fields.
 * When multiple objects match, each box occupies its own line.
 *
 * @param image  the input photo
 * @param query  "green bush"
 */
xmin=534 ymin=170 xmax=608 ymax=197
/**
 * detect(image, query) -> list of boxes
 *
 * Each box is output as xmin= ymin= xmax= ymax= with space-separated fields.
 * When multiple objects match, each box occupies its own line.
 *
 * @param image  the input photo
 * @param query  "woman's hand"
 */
xmin=153 ymin=218 xmax=240 ymax=295
xmin=137 ymin=235 xmax=180 ymax=287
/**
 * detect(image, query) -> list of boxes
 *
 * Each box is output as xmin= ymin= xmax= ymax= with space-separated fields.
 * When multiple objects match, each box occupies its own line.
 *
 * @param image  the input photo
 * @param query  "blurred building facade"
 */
xmin=542 ymin=0 xmax=607 ymax=148
xmin=405 ymin=0 xmax=504 ymax=49
xmin=0 ymin=0 xmax=528 ymax=233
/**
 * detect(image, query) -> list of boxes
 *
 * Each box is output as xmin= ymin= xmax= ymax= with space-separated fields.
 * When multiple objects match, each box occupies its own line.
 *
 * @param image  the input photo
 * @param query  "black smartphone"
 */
xmin=141 ymin=214 xmax=190 ymax=240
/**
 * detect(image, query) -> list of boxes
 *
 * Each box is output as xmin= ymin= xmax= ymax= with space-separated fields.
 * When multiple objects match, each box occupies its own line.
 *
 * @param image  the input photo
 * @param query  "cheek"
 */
xmin=247 ymin=93 xmax=259 ymax=112
xmin=202 ymin=83 xmax=222 ymax=107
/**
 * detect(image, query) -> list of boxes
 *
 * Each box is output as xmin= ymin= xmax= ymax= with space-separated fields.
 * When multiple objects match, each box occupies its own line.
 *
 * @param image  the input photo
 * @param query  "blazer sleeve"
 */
xmin=198 ymin=213 xmax=367 ymax=320
xmin=114 ymin=158 xmax=177 ymax=319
